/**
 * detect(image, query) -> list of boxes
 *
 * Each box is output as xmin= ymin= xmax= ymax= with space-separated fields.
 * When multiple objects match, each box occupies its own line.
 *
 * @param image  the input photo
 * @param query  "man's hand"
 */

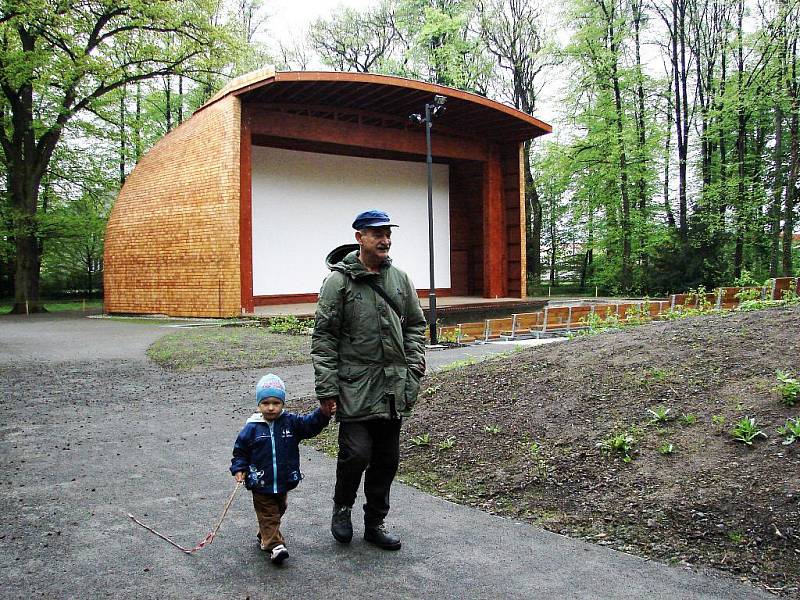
xmin=234 ymin=471 xmax=246 ymax=483
xmin=319 ymin=397 xmax=337 ymax=418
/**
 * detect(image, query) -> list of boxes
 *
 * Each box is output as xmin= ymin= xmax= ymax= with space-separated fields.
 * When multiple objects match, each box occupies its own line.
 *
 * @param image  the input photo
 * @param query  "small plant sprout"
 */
xmin=727 ymin=531 xmax=745 ymax=544
xmin=437 ymin=436 xmax=456 ymax=450
xmin=597 ymin=432 xmax=636 ymax=462
xmin=410 ymin=433 xmax=431 ymax=446
xmin=484 ymin=425 xmax=501 ymax=434
xmin=775 ymin=370 xmax=800 ymax=407
xmin=422 ymin=383 xmax=442 ymax=397
xmin=777 ymin=418 xmax=800 ymax=445
xmin=712 ymin=415 xmax=726 ymax=432
xmin=647 ymin=406 xmax=672 ymax=425
xmin=730 ymin=417 xmax=767 ymax=446
xmin=680 ymin=413 xmax=697 ymax=426
xmin=657 ymin=442 xmax=675 ymax=455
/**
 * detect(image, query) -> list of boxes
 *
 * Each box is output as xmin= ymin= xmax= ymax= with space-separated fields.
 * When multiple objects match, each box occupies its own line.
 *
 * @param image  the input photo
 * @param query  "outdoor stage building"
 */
xmin=103 ymin=68 xmax=552 ymax=317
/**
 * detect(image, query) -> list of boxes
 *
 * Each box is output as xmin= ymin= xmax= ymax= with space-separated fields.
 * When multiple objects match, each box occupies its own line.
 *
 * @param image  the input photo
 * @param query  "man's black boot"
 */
xmin=331 ymin=505 xmax=353 ymax=543
xmin=364 ymin=522 xmax=401 ymax=550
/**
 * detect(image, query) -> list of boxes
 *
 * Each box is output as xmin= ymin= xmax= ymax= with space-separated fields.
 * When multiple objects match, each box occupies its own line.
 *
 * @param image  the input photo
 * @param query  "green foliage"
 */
xmin=730 ymin=417 xmax=767 ymax=446
xmin=597 ymin=431 xmax=636 ymax=462
xmin=727 ymin=531 xmax=745 ymax=544
xmin=438 ymin=326 xmax=461 ymax=344
xmin=737 ymin=299 xmax=785 ymax=311
xmin=421 ymin=383 xmax=443 ymax=397
xmin=777 ymin=418 xmax=800 ymax=445
xmin=711 ymin=415 xmax=726 ymax=432
xmin=775 ymin=371 xmax=800 ymax=407
xmin=483 ymin=424 xmax=501 ymax=434
xmin=680 ymin=413 xmax=698 ymax=426
xmin=647 ymin=406 xmax=672 ymax=425
xmin=410 ymin=432 xmax=431 ymax=446
xmin=266 ymin=315 xmax=313 ymax=335
xmin=0 ymin=0 xmax=242 ymax=304
xmin=437 ymin=436 xmax=456 ymax=450
xmin=146 ymin=326 xmax=311 ymax=371
xmin=657 ymin=443 xmax=675 ymax=455
xmin=439 ymin=356 xmax=479 ymax=372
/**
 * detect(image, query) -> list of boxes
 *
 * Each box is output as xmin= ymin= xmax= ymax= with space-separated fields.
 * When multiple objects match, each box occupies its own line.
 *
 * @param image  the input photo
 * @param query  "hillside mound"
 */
xmin=401 ymin=306 xmax=800 ymax=596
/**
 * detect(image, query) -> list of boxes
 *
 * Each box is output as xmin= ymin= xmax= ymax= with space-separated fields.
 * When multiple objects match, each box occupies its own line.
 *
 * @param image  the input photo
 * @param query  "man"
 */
xmin=312 ymin=209 xmax=427 ymax=551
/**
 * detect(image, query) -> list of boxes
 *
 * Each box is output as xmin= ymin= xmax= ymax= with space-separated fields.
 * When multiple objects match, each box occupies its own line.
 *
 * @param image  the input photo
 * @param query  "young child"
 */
xmin=231 ymin=373 xmax=335 ymax=564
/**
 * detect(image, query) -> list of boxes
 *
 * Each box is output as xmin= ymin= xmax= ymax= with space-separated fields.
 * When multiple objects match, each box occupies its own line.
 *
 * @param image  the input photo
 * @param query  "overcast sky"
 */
xmin=261 ymin=0 xmax=377 ymax=46
xmin=257 ymin=0 xmax=561 ymax=128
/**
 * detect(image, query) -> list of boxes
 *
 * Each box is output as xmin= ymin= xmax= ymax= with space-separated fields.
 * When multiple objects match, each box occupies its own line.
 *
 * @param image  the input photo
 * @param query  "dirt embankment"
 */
xmin=400 ymin=306 xmax=800 ymax=597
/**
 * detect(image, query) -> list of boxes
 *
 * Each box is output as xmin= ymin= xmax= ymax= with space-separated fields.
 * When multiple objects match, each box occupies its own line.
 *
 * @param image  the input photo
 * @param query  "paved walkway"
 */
xmin=0 ymin=314 xmax=770 ymax=599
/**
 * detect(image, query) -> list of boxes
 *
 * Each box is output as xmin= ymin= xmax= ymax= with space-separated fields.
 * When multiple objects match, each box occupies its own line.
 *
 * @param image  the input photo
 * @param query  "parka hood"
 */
xmin=325 ymin=244 xmax=392 ymax=280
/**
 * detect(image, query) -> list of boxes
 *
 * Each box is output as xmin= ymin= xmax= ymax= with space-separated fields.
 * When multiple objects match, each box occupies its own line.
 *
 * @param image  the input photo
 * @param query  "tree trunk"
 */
xmin=784 ymin=34 xmax=798 ymax=276
xmin=663 ymin=74 xmax=676 ymax=227
xmin=786 ymin=96 xmax=798 ymax=276
xmin=733 ymin=0 xmax=745 ymax=279
xmin=770 ymin=104 xmax=784 ymax=277
xmin=524 ymin=141 xmax=542 ymax=287
xmin=7 ymin=79 xmax=55 ymax=314
xmin=610 ymin=35 xmax=632 ymax=291
xmin=119 ymin=86 xmax=127 ymax=186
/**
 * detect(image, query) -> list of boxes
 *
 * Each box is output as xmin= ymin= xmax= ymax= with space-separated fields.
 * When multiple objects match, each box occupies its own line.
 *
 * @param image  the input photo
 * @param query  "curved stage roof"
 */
xmin=204 ymin=69 xmax=551 ymax=144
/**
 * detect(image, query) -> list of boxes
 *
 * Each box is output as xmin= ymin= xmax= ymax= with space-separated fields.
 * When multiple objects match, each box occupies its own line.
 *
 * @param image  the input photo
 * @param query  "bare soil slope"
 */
xmin=400 ymin=306 xmax=800 ymax=596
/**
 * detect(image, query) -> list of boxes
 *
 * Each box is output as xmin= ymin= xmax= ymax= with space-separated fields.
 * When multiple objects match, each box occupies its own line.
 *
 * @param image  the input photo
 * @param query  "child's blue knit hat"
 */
xmin=256 ymin=373 xmax=286 ymax=404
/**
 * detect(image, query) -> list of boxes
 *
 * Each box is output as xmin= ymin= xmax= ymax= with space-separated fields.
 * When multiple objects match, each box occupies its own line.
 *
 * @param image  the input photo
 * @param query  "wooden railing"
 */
xmin=433 ymin=277 xmax=798 ymax=344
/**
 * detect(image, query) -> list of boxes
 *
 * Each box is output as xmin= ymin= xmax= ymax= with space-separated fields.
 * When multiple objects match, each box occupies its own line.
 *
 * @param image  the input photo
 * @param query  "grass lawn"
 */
xmin=0 ymin=299 xmax=104 ymax=313
xmin=147 ymin=326 xmax=312 ymax=371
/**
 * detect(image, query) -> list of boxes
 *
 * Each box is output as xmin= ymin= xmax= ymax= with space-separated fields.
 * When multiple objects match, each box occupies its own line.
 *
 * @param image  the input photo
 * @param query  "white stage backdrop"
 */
xmin=251 ymin=146 xmax=451 ymax=296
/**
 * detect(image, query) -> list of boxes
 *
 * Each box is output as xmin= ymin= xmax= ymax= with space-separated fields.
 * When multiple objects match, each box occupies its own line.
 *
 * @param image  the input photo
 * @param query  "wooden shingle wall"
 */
xmin=104 ymin=96 xmax=242 ymax=317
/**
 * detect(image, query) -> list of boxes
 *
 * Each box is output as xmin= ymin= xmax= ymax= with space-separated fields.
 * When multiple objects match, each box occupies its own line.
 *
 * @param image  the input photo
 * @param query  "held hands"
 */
xmin=234 ymin=471 xmax=246 ymax=483
xmin=319 ymin=397 xmax=337 ymax=418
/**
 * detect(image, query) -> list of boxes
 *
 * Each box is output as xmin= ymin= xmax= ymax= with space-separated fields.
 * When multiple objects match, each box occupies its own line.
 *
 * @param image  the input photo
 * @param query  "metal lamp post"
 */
xmin=410 ymin=94 xmax=447 ymax=345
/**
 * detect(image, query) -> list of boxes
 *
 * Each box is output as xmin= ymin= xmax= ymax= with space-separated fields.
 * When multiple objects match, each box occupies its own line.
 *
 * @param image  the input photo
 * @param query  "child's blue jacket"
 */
xmin=230 ymin=408 xmax=329 ymax=494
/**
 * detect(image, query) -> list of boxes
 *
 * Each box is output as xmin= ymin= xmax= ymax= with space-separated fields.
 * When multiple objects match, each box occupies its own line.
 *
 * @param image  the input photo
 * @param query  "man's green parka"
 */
xmin=311 ymin=250 xmax=427 ymax=422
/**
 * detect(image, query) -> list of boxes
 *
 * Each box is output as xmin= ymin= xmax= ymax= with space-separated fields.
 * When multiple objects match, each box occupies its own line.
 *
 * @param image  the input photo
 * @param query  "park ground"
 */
xmin=0 ymin=306 xmax=797 ymax=598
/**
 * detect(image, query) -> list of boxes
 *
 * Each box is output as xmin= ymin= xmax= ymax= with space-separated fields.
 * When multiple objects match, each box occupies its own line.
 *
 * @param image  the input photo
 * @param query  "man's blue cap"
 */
xmin=352 ymin=209 xmax=399 ymax=230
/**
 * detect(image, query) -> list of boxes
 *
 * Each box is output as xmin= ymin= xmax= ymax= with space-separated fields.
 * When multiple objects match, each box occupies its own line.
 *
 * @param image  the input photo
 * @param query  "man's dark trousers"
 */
xmin=334 ymin=418 xmax=402 ymax=527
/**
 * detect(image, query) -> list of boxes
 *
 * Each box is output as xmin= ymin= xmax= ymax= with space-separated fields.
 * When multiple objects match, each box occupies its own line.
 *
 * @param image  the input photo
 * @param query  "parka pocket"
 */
xmin=337 ymin=365 xmax=375 ymax=418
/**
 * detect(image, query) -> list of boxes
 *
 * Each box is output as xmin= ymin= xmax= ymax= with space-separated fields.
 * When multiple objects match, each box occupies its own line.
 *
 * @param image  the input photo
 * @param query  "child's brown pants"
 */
xmin=252 ymin=492 xmax=287 ymax=551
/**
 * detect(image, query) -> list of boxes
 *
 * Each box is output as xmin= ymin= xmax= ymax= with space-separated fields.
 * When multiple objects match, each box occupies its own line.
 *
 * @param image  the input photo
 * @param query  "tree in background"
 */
xmin=308 ymin=2 xmax=400 ymax=72
xmin=477 ymin=0 xmax=555 ymax=288
xmin=0 ymin=0 xmax=234 ymax=313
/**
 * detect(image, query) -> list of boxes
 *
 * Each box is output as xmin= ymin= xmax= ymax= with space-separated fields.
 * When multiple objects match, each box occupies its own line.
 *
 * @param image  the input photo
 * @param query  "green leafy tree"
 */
xmin=0 ymin=0 xmax=229 ymax=312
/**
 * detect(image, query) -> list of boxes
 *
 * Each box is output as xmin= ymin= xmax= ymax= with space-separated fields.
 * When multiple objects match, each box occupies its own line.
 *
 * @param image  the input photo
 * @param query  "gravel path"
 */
xmin=0 ymin=314 xmax=771 ymax=599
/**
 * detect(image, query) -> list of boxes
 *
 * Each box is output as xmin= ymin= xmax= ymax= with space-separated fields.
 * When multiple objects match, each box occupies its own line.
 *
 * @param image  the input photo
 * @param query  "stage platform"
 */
xmin=250 ymin=296 xmax=587 ymax=325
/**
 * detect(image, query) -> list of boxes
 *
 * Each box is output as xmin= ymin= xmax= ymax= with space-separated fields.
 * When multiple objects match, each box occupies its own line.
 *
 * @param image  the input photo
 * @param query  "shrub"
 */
xmin=657 ymin=442 xmax=675 ymax=455
xmin=597 ymin=431 xmax=636 ymax=462
xmin=775 ymin=370 xmax=800 ymax=407
xmin=730 ymin=417 xmax=767 ymax=446
xmin=777 ymin=418 xmax=800 ymax=445
xmin=267 ymin=315 xmax=313 ymax=335
xmin=647 ymin=406 xmax=672 ymax=425
xmin=410 ymin=433 xmax=431 ymax=446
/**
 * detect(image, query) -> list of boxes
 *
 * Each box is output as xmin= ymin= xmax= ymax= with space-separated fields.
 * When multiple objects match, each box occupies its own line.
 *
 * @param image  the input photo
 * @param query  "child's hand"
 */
xmin=234 ymin=471 xmax=246 ymax=483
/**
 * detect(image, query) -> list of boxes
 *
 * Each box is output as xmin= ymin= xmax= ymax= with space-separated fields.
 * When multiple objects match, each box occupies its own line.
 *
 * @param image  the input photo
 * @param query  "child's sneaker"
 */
xmin=270 ymin=544 xmax=289 ymax=564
